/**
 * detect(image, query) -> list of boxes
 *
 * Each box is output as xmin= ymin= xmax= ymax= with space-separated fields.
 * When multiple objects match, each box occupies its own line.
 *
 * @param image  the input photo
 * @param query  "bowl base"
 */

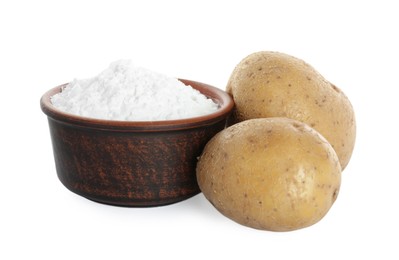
xmin=83 ymin=192 xmax=200 ymax=207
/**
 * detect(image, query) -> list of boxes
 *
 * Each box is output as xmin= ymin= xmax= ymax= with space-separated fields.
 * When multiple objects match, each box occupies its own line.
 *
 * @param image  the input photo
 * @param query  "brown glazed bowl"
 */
xmin=41 ymin=79 xmax=234 ymax=207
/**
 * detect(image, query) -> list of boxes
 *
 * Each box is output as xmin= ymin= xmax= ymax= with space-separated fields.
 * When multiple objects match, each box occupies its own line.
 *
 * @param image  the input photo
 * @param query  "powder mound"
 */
xmin=51 ymin=60 xmax=219 ymax=121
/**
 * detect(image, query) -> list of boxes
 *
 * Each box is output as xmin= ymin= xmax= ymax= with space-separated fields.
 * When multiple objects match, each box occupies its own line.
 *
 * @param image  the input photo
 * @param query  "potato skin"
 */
xmin=226 ymin=51 xmax=356 ymax=170
xmin=196 ymin=118 xmax=341 ymax=231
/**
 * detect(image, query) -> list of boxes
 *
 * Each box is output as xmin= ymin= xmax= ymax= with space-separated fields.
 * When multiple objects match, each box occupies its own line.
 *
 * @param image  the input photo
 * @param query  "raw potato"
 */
xmin=196 ymin=118 xmax=341 ymax=231
xmin=227 ymin=51 xmax=356 ymax=170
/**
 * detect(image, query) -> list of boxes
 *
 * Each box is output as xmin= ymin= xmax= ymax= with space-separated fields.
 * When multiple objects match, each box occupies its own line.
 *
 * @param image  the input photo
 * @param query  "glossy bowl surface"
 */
xmin=41 ymin=79 xmax=234 ymax=206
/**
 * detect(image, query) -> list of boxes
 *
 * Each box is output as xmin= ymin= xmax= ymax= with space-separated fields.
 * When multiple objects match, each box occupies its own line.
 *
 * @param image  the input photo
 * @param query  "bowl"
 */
xmin=40 ymin=79 xmax=234 ymax=207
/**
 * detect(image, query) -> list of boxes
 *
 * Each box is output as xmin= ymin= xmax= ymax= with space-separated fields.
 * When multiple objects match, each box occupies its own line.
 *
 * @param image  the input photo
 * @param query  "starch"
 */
xmin=51 ymin=60 xmax=219 ymax=121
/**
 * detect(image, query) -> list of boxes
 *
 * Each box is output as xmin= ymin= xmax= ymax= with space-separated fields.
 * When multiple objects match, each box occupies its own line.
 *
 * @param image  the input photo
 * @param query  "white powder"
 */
xmin=51 ymin=60 xmax=219 ymax=121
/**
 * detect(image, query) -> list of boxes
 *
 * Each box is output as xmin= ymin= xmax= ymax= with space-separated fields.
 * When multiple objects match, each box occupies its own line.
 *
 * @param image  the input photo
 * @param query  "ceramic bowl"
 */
xmin=41 ymin=79 xmax=234 ymax=207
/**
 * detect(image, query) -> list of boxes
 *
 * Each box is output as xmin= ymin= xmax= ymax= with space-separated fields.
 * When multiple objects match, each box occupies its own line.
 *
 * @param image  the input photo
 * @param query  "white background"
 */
xmin=1 ymin=0 xmax=398 ymax=259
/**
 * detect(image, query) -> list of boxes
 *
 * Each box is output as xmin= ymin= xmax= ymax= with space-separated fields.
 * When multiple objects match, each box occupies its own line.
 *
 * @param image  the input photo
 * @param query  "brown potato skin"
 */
xmin=226 ymin=51 xmax=356 ymax=170
xmin=196 ymin=118 xmax=341 ymax=231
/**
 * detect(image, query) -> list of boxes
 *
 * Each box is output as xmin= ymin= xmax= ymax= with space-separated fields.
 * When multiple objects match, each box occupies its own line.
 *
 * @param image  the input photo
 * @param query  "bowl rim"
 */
xmin=40 ymin=78 xmax=234 ymax=132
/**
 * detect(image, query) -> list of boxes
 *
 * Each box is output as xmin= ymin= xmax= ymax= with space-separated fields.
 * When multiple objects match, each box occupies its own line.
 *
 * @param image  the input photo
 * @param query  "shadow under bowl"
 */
xmin=40 ymin=79 xmax=234 ymax=207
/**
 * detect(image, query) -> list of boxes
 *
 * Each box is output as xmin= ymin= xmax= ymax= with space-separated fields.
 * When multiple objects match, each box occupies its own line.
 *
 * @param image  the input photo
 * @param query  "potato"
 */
xmin=196 ymin=118 xmax=341 ymax=231
xmin=226 ymin=51 xmax=356 ymax=170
